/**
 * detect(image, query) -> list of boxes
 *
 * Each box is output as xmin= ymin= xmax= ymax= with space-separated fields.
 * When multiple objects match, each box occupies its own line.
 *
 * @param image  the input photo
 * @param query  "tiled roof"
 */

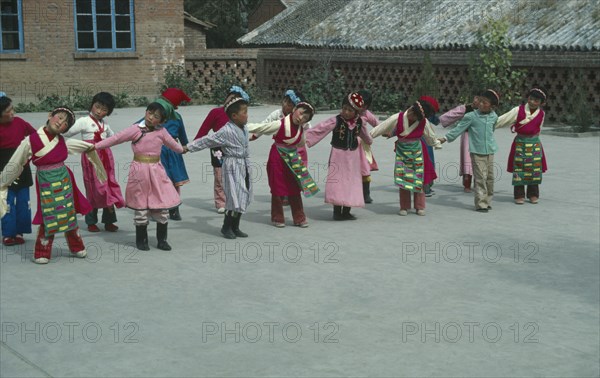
xmin=238 ymin=0 xmax=600 ymax=51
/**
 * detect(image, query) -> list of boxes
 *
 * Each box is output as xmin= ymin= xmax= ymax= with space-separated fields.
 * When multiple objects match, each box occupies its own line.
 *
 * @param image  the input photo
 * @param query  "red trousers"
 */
xmin=399 ymin=189 xmax=426 ymax=210
xmin=271 ymin=195 xmax=306 ymax=224
xmin=34 ymin=225 xmax=85 ymax=260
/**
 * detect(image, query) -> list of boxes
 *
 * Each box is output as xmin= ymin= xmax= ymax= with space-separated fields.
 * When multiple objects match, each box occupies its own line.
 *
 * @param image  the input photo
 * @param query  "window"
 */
xmin=0 ymin=0 xmax=23 ymax=53
xmin=74 ymin=0 xmax=135 ymax=51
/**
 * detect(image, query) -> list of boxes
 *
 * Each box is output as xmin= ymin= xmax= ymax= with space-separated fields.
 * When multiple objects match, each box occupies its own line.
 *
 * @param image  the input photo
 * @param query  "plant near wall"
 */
xmin=159 ymin=64 xmax=198 ymax=102
xmin=300 ymin=58 xmax=347 ymax=110
xmin=409 ymin=53 xmax=439 ymax=104
xmin=468 ymin=18 xmax=527 ymax=113
xmin=562 ymin=69 xmax=595 ymax=132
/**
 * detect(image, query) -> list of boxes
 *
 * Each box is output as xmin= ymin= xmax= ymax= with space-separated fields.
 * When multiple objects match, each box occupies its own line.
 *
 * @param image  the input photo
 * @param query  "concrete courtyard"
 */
xmin=1 ymin=104 xmax=599 ymax=377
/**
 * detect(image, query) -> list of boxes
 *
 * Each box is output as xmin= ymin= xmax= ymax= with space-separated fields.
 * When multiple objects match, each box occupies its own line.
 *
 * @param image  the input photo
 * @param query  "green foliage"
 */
xmin=184 ymin=0 xmax=262 ymax=47
xmin=409 ymin=53 xmax=439 ymax=103
xmin=210 ymin=74 xmax=239 ymax=105
xmin=300 ymin=60 xmax=347 ymax=110
xmin=13 ymin=89 xmax=148 ymax=113
xmin=361 ymin=80 xmax=407 ymax=114
xmin=562 ymin=69 xmax=595 ymax=132
xmin=468 ymin=18 xmax=527 ymax=113
xmin=159 ymin=64 xmax=198 ymax=101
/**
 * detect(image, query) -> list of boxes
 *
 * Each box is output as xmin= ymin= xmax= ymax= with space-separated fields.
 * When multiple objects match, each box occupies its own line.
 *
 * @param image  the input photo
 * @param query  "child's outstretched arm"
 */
xmin=95 ymin=124 xmax=140 ymax=150
xmin=186 ymin=127 xmax=229 ymax=153
xmin=247 ymin=120 xmax=280 ymax=137
xmin=370 ymin=113 xmax=398 ymax=139
xmin=439 ymin=113 xmax=473 ymax=144
xmin=423 ymin=121 xmax=442 ymax=149
xmin=495 ymin=106 xmax=519 ymax=129
xmin=304 ymin=117 xmax=337 ymax=148
xmin=439 ymin=105 xmax=467 ymax=128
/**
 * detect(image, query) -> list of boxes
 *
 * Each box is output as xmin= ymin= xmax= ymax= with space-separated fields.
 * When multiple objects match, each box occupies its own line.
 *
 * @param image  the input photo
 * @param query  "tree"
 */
xmin=184 ymin=0 xmax=262 ymax=47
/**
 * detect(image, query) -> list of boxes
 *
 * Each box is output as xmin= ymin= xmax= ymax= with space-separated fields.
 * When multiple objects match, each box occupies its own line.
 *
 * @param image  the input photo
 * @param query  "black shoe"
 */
xmin=363 ymin=182 xmax=373 ymax=204
xmin=136 ymin=225 xmax=150 ymax=251
xmin=333 ymin=206 xmax=345 ymax=221
xmin=342 ymin=207 xmax=357 ymax=220
xmin=476 ymin=208 xmax=489 ymax=213
xmin=487 ymin=206 xmax=492 ymax=210
xmin=232 ymin=213 xmax=248 ymax=238
xmin=156 ymin=222 xmax=172 ymax=251
xmin=169 ymin=207 xmax=182 ymax=221
xmin=221 ymin=214 xmax=237 ymax=239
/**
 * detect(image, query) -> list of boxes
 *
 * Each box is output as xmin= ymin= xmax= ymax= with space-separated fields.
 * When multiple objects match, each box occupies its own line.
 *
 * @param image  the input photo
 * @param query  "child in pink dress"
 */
xmin=305 ymin=92 xmax=373 ymax=220
xmin=94 ymin=102 xmax=184 ymax=251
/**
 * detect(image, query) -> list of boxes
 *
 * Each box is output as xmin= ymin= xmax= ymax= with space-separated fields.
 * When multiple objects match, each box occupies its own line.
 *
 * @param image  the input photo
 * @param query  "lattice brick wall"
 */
xmin=186 ymin=59 xmax=257 ymax=98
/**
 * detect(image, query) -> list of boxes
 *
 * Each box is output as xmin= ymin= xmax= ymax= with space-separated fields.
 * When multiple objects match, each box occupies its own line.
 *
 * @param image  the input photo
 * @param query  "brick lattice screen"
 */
xmin=186 ymin=48 xmax=599 ymax=123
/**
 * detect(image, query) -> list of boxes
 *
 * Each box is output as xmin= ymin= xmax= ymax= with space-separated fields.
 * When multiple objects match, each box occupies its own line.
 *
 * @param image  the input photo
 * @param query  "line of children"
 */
xmin=439 ymin=90 xmax=481 ymax=192
xmin=495 ymin=87 xmax=549 ymax=204
xmin=63 ymin=92 xmax=125 ymax=232
xmin=247 ymin=101 xmax=316 ymax=228
xmin=305 ymin=92 xmax=373 ymax=220
xmin=155 ymin=88 xmax=192 ymax=220
xmin=370 ymin=99 xmax=441 ymax=216
xmin=195 ymin=85 xmax=250 ymax=214
xmin=0 ymin=106 xmax=106 ymax=264
xmin=185 ymin=96 xmax=252 ymax=239
xmin=93 ymin=102 xmax=184 ymax=251
xmin=0 ymin=93 xmax=36 ymax=246
xmin=439 ymin=89 xmax=500 ymax=212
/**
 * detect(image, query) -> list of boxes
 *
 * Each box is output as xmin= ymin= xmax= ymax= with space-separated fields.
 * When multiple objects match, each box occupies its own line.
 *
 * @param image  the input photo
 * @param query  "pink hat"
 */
xmin=161 ymin=88 xmax=191 ymax=108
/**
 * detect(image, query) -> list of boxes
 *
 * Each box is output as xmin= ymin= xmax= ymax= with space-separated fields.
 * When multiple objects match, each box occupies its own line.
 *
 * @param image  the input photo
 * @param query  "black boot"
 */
xmin=221 ymin=213 xmax=236 ymax=239
xmin=231 ymin=213 xmax=248 ymax=238
xmin=136 ymin=225 xmax=149 ymax=251
xmin=169 ymin=207 xmax=182 ymax=221
xmin=363 ymin=181 xmax=373 ymax=204
xmin=333 ymin=205 xmax=344 ymax=221
xmin=342 ymin=206 xmax=357 ymax=220
xmin=156 ymin=222 xmax=172 ymax=251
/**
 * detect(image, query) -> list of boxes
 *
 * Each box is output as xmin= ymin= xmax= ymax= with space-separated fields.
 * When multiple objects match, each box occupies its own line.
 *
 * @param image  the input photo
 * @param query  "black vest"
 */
xmin=330 ymin=115 xmax=362 ymax=151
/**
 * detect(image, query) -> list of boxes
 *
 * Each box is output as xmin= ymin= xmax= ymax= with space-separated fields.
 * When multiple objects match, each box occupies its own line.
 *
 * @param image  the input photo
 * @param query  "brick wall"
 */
xmin=186 ymin=49 xmax=259 ymax=98
xmin=254 ymin=48 xmax=600 ymax=122
xmin=0 ymin=1 xmax=185 ymax=104
xmin=184 ymin=22 xmax=207 ymax=54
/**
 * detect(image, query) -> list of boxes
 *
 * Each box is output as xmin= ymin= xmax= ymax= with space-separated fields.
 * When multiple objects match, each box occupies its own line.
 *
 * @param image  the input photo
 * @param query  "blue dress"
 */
xmin=160 ymin=113 xmax=189 ymax=186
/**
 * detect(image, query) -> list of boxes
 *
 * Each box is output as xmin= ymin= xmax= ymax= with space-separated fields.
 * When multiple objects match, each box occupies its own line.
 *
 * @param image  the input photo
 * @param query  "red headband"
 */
xmin=530 ymin=88 xmax=546 ymax=100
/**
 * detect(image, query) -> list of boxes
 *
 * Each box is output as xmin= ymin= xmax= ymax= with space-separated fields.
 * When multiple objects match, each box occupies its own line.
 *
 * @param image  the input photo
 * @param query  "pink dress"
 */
xmin=359 ymin=110 xmax=379 ymax=176
xmin=95 ymin=123 xmax=184 ymax=210
xmin=305 ymin=115 xmax=373 ymax=207
xmin=440 ymin=105 xmax=473 ymax=176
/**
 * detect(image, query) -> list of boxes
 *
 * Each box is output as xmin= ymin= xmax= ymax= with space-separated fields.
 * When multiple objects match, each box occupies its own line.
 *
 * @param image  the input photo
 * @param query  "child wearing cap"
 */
xmin=305 ymin=92 xmax=373 ymax=220
xmin=185 ymin=96 xmax=252 ymax=239
xmin=1 ymin=106 xmax=105 ymax=264
xmin=357 ymin=89 xmax=380 ymax=204
xmin=194 ymin=85 xmax=250 ymax=214
xmin=439 ymin=89 xmax=500 ymax=212
xmin=495 ymin=87 xmax=549 ymax=205
xmin=156 ymin=88 xmax=191 ymax=220
xmin=63 ymin=92 xmax=125 ymax=233
xmin=0 ymin=93 xmax=36 ymax=246
xmin=370 ymin=100 xmax=441 ymax=216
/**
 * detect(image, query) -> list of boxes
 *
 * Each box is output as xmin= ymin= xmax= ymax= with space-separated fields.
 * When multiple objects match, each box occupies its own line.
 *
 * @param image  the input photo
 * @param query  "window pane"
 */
xmin=97 ymin=31 xmax=112 ymax=49
xmin=0 ymin=0 xmax=18 ymax=14
xmin=115 ymin=0 xmax=130 ymax=14
xmin=1 ymin=15 xmax=18 ymax=31
xmin=96 ymin=15 xmax=111 ymax=31
xmin=77 ymin=15 xmax=93 ymax=31
xmin=2 ymin=32 xmax=19 ymax=50
xmin=116 ymin=32 xmax=131 ymax=49
xmin=115 ymin=15 xmax=130 ymax=31
xmin=95 ymin=0 xmax=111 ymax=14
xmin=75 ymin=0 xmax=92 ymax=14
xmin=77 ymin=32 xmax=94 ymax=49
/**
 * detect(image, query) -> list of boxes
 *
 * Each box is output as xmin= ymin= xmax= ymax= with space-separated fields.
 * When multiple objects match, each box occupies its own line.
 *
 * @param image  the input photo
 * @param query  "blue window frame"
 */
xmin=74 ymin=0 xmax=135 ymax=51
xmin=0 ymin=0 xmax=24 ymax=53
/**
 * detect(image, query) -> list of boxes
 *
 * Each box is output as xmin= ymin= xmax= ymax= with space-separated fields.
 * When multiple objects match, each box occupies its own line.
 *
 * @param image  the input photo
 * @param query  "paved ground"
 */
xmin=1 ymin=104 xmax=599 ymax=377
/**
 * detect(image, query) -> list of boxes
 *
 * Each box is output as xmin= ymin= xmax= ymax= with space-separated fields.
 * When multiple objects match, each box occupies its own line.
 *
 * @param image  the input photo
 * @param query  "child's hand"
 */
xmin=182 ymin=146 xmax=189 ymax=154
xmin=438 ymin=137 xmax=446 ymax=144
xmin=87 ymin=145 xmax=96 ymax=152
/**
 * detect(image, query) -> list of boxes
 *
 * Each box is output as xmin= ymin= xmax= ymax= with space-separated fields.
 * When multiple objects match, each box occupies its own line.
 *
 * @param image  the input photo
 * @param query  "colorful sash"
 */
xmin=38 ymin=166 xmax=77 ymax=237
xmin=277 ymin=146 xmax=319 ymax=197
xmin=394 ymin=141 xmax=424 ymax=193
xmin=512 ymin=135 xmax=543 ymax=186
